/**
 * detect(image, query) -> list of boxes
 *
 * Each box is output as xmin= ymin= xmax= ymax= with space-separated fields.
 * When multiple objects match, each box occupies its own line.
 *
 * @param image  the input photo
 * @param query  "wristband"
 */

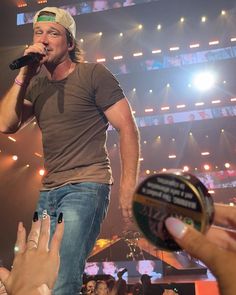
xmin=14 ymin=78 xmax=25 ymax=87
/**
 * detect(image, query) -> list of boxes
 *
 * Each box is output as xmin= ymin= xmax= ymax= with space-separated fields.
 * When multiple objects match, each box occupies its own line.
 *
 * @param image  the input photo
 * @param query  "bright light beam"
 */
xmin=193 ymin=72 xmax=216 ymax=91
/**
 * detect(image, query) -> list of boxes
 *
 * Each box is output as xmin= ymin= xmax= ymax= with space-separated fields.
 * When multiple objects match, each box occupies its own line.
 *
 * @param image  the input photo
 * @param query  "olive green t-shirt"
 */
xmin=26 ymin=62 xmax=125 ymax=189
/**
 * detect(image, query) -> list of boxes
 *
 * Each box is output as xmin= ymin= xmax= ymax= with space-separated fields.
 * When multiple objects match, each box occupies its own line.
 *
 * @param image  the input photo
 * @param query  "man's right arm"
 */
xmin=0 ymin=74 xmax=33 ymax=134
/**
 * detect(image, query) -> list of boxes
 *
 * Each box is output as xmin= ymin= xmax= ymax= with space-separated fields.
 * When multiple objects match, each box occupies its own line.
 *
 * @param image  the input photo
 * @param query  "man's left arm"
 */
xmin=104 ymin=97 xmax=140 ymax=223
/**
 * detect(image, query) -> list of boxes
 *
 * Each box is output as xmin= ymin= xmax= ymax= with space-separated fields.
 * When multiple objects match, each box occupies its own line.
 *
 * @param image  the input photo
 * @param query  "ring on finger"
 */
xmin=27 ymin=239 xmax=38 ymax=249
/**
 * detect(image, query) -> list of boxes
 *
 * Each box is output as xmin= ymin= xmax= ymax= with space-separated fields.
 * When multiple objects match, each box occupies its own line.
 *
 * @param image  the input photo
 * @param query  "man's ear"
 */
xmin=68 ymin=39 xmax=75 ymax=51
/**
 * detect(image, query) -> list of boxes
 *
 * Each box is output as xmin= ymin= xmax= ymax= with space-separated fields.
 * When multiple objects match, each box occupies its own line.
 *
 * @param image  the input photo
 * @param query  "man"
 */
xmin=84 ymin=279 xmax=96 ymax=295
xmin=0 ymin=6 xmax=140 ymax=295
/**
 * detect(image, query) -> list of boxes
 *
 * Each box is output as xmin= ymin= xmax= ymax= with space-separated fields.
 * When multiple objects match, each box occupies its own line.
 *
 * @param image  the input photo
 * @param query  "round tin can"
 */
xmin=132 ymin=171 xmax=214 ymax=251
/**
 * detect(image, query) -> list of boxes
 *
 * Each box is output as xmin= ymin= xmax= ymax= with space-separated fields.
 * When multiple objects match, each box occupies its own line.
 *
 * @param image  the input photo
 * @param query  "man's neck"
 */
xmin=45 ymin=59 xmax=75 ymax=81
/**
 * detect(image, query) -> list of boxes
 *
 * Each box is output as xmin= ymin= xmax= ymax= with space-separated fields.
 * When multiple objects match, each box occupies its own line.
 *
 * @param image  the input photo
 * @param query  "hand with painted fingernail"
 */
xmin=0 ymin=212 xmax=64 ymax=295
xmin=165 ymin=203 xmax=236 ymax=295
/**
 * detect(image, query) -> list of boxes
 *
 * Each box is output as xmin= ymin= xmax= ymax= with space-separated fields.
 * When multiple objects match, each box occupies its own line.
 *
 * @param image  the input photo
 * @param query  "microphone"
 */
xmin=9 ymin=53 xmax=42 ymax=70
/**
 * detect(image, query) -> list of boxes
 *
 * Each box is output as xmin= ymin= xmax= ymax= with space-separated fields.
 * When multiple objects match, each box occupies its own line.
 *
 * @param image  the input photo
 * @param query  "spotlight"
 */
xmin=39 ymin=169 xmax=45 ymax=176
xmin=193 ymin=72 xmax=215 ymax=91
xmin=203 ymin=164 xmax=210 ymax=170
xmin=12 ymin=155 xmax=18 ymax=161
xmin=157 ymin=24 xmax=162 ymax=30
xmin=183 ymin=166 xmax=189 ymax=172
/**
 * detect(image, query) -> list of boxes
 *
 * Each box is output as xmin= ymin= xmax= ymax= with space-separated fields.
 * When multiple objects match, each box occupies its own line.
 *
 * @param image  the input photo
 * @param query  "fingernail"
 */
xmin=18 ymin=221 xmax=24 ymax=231
xmin=165 ymin=217 xmax=188 ymax=239
xmin=57 ymin=212 xmax=63 ymax=224
xmin=33 ymin=211 xmax=38 ymax=222
xmin=42 ymin=209 xmax=47 ymax=219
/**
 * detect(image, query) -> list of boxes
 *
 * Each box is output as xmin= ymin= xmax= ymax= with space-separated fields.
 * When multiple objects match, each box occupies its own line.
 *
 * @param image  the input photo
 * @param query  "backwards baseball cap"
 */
xmin=33 ymin=7 xmax=76 ymax=39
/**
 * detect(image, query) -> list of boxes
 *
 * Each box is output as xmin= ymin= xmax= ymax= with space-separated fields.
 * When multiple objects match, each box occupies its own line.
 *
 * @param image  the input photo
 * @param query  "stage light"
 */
xmin=26 ymin=164 xmax=30 ymax=168
xmin=143 ymin=140 xmax=147 ymax=144
xmin=162 ymin=168 xmax=167 ymax=171
xmin=152 ymin=49 xmax=162 ymax=54
xmin=172 ymin=138 xmax=175 ymax=141
xmin=230 ymin=37 xmax=236 ymax=42
xmin=225 ymin=163 xmax=230 ymax=168
xmin=231 ymin=98 xmax=236 ymax=102
xmin=201 ymin=16 xmax=207 ymax=22
xmin=132 ymin=88 xmax=136 ymax=92
xmin=166 ymin=83 xmax=170 ymax=88
xmin=193 ymin=72 xmax=215 ymax=91
xmin=97 ymin=58 xmax=106 ymax=62
xmin=157 ymin=24 xmax=162 ymax=31
xmin=8 ymin=136 xmax=16 ymax=142
xmin=146 ymin=170 xmax=151 ymax=175
xmin=223 ymin=80 xmax=226 ymax=84
xmin=189 ymin=132 xmax=193 ymax=136
xmin=17 ymin=0 xmax=27 ymax=8
xmin=190 ymin=43 xmax=200 ymax=49
xmin=145 ymin=108 xmax=153 ymax=113
xmin=133 ymin=52 xmax=143 ymax=57
xmin=12 ymin=155 xmax=18 ymax=161
xmin=79 ymin=39 xmax=84 ymax=43
xmin=201 ymin=152 xmax=210 ymax=156
xmin=176 ymin=104 xmax=186 ymax=109
xmin=139 ymin=158 xmax=144 ymax=161
xmin=209 ymin=40 xmax=219 ymax=45
xmin=168 ymin=154 xmax=176 ymax=159
xmin=211 ymin=100 xmax=221 ymax=104
xmin=221 ymin=10 xmax=226 ymax=15
xmin=221 ymin=129 xmax=224 ymax=133
xmin=180 ymin=17 xmax=185 ymax=23
xmin=170 ymin=47 xmax=179 ymax=51
xmin=39 ymin=169 xmax=45 ymax=176
xmin=195 ymin=102 xmax=205 ymax=106
xmin=98 ymin=32 xmax=103 ymax=36
xmin=161 ymin=106 xmax=170 ymax=111
xmin=149 ymin=89 xmax=153 ymax=93
xmin=229 ymin=202 xmax=234 ymax=206
xmin=208 ymin=190 xmax=215 ymax=194
xmin=138 ymin=24 xmax=143 ymax=30
xmin=183 ymin=166 xmax=189 ymax=172
xmin=203 ymin=164 xmax=210 ymax=170
xmin=113 ymin=55 xmax=123 ymax=60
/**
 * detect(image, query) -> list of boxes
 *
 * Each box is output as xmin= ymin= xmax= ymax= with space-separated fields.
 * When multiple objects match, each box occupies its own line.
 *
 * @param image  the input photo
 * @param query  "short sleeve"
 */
xmin=91 ymin=63 xmax=125 ymax=110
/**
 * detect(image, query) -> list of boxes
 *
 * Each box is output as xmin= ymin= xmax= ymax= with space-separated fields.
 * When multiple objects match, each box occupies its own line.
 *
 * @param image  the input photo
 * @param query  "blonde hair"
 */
xmin=66 ymin=30 xmax=84 ymax=63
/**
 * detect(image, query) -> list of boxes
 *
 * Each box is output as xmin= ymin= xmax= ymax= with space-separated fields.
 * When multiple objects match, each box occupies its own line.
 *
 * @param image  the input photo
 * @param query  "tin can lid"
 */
xmin=132 ymin=171 xmax=214 ymax=251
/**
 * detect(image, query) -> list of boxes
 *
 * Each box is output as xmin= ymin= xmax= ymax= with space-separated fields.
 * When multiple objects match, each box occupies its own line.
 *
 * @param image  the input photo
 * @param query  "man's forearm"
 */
xmin=119 ymin=122 xmax=140 ymax=187
xmin=0 ymin=79 xmax=28 ymax=133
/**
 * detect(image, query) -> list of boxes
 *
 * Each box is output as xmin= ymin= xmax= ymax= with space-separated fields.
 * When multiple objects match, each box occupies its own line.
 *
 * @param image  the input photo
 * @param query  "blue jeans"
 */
xmin=36 ymin=182 xmax=110 ymax=295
